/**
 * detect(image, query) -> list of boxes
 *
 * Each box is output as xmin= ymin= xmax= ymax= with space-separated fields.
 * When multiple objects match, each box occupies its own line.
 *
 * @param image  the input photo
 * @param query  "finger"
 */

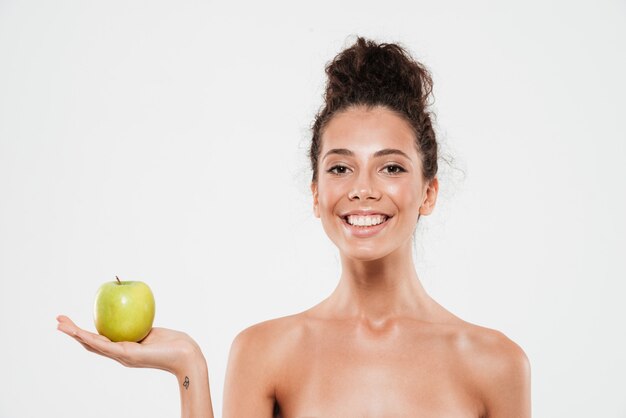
xmin=56 ymin=314 xmax=71 ymax=323
xmin=64 ymin=328 xmax=121 ymax=359
xmin=56 ymin=315 xmax=84 ymax=336
xmin=56 ymin=314 xmax=79 ymax=328
xmin=57 ymin=322 xmax=80 ymax=338
xmin=56 ymin=316 xmax=111 ymax=345
xmin=74 ymin=328 xmax=128 ymax=360
xmin=57 ymin=324 xmax=99 ymax=352
xmin=57 ymin=315 xmax=144 ymax=367
xmin=57 ymin=316 xmax=141 ymax=367
xmin=57 ymin=317 xmax=112 ymax=352
xmin=57 ymin=320 xmax=106 ymax=357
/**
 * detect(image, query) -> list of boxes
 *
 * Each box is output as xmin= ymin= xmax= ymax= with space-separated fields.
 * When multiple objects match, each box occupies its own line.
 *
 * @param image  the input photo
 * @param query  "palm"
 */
xmin=57 ymin=315 xmax=197 ymax=375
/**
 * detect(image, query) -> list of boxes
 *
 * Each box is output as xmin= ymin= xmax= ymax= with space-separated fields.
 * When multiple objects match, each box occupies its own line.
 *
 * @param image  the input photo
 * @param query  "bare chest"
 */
xmin=274 ymin=322 xmax=483 ymax=418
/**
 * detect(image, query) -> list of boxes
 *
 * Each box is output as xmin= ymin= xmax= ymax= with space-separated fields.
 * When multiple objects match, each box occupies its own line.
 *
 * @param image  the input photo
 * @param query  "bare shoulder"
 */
xmin=455 ymin=322 xmax=529 ymax=367
xmin=223 ymin=314 xmax=308 ymax=416
xmin=451 ymin=321 xmax=531 ymax=417
xmin=230 ymin=312 xmax=307 ymax=362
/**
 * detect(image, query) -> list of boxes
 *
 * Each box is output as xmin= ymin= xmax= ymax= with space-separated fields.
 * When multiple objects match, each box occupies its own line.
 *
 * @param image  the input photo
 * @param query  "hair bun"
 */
xmin=325 ymin=37 xmax=433 ymax=114
xmin=309 ymin=36 xmax=438 ymax=184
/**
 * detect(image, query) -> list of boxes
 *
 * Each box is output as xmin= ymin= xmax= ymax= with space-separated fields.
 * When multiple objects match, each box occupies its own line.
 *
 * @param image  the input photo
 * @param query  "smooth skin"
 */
xmin=57 ymin=105 xmax=531 ymax=418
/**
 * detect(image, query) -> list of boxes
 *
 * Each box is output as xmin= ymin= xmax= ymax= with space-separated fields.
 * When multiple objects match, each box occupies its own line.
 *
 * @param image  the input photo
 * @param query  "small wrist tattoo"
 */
xmin=183 ymin=376 xmax=190 ymax=390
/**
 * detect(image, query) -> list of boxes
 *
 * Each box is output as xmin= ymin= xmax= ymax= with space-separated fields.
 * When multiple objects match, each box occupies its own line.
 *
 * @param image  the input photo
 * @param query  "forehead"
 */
xmin=320 ymin=106 xmax=418 ymax=157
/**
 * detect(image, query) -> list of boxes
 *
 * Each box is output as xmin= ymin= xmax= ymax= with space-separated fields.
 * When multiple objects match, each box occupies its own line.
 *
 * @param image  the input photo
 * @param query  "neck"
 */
xmin=322 ymin=241 xmax=435 ymax=324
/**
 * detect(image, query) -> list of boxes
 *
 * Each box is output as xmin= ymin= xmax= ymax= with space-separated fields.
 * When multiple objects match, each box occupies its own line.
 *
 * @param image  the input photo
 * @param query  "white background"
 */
xmin=1 ymin=0 xmax=625 ymax=417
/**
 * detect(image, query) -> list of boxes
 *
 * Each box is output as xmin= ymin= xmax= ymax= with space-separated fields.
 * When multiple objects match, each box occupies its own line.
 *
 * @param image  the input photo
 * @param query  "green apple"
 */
xmin=93 ymin=276 xmax=155 ymax=342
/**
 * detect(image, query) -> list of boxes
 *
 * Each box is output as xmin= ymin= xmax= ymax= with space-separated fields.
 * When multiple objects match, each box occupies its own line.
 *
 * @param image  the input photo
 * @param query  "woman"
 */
xmin=57 ymin=36 xmax=531 ymax=417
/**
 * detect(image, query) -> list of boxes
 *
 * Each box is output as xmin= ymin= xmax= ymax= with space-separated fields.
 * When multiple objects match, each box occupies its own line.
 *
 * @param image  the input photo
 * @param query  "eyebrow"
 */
xmin=322 ymin=148 xmax=412 ymax=161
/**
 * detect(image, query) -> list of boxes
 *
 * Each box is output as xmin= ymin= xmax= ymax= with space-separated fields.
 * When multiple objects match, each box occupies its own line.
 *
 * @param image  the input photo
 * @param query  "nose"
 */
xmin=348 ymin=171 xmax=381 ymax=201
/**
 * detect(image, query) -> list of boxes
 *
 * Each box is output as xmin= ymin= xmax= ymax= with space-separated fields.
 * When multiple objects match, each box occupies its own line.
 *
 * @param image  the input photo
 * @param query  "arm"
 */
xmin=57 ymin=315 xmax=214 ymax=418
xmin=222 ymin=324 xmax=278 ymax=417
xmin=175 ymin=343 xmax=214 ymax=418
xmin=478 ymin=332 xmax=532 ymax=418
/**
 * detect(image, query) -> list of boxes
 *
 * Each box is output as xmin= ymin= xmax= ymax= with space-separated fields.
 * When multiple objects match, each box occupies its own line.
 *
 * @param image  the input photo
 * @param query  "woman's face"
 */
xmin=311 ymin=105 xmax=438 ymax=261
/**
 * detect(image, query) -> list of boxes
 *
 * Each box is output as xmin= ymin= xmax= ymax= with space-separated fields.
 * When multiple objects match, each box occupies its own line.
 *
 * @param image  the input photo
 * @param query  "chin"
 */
xmin=340 ymin=245 xmax=395 ymax=262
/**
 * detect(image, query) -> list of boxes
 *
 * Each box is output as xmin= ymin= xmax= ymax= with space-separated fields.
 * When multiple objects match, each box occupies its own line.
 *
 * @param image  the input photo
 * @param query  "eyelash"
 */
xmin=326 ymin=164 xmax=407 ymax=176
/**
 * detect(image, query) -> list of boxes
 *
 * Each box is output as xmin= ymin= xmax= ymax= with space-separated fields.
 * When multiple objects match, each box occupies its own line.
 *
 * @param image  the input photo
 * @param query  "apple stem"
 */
xmin=116 ymin=276 xmax=121 ymax=285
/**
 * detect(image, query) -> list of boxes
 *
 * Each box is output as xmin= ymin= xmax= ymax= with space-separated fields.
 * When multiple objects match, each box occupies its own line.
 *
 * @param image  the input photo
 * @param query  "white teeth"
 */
xmin=346 ymin=215 xmax=388 ymax=226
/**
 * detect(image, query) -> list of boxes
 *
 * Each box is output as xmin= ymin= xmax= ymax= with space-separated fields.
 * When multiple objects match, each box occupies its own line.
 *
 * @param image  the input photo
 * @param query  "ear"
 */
xmin=311 ymin=182 xmax=320 ymax=218
xmin=419 ymin=177 xmax=439 ymax=216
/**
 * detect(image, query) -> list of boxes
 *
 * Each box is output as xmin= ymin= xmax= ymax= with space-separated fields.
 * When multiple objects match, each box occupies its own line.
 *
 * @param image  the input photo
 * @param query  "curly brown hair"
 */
xmin=309 ymin=36 xmax=438 ymax=184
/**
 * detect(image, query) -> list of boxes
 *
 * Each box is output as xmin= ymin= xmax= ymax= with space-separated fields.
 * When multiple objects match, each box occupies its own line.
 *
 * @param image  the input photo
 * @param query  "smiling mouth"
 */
xmin=341 ymin=215 xmax=391 ymax=227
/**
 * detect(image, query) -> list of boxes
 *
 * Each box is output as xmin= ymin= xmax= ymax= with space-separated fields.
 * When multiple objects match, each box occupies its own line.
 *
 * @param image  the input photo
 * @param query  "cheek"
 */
xmin=318 ymin=193 xmax=339 ymax=214
xmin=317 ymin=182 xmax=342 ymax=210
xmin=388 ymin=183 xmax=422 ymax=211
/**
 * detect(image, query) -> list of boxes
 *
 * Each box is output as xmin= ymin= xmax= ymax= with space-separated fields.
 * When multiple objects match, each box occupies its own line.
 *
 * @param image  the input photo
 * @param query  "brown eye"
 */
xmin=383 ymin=164 xmax=406 ymax=175
xmin=327 ymin=165 xmax=350 ymax=175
